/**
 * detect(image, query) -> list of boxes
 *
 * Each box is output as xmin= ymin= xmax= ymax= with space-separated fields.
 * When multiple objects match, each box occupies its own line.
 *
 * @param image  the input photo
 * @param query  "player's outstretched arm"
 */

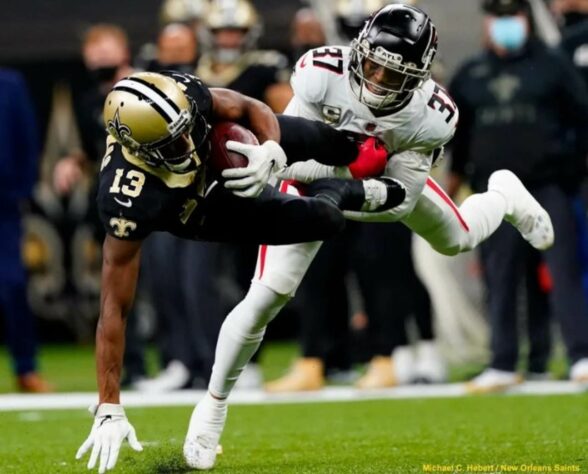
xmin=278 ymin=137 xmax=389 ymax=183
xmin=210 ymin=88 xmax=287 ymax=197
xmin=77 ymin=235 xmax=143 ymax=473
xmin=210 ymin=87 xmax=281 ymax=143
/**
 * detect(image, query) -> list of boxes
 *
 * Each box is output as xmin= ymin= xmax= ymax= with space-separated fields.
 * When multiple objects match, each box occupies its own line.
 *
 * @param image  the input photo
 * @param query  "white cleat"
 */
xmin=488 ymin=170 xmax=554 ymax=250
xmin=183 ymin=393 xmax=227 ymax=470
xmin=184 ymin=434 xmax=220 ymax=471
xmin=413 ymin=341 xmax=447 ymax=384
xmin=392 ymin=346 xmax=416 ymax=385
xmin=570 ymin=358 xmax=588 ymax=383
xmin=133 ymin=360 xmax=191 ymax=392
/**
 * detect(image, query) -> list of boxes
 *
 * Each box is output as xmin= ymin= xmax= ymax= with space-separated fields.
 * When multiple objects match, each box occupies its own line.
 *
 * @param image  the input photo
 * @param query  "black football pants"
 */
xmin=198 ymin=183 xmax=346 ymax=245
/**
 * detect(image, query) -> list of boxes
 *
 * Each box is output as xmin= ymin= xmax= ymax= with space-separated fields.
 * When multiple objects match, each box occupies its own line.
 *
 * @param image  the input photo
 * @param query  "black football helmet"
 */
xmin=349 ymin=4 xmax=438 ymax=110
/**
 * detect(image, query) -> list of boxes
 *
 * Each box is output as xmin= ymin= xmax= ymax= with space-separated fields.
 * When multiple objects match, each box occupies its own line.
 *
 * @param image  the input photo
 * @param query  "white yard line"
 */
xmin=0 ymin=381 xmax=585 ymax=412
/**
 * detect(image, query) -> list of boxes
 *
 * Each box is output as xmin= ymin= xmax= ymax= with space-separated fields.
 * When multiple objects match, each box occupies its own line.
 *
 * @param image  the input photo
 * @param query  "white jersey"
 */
xmin=287 ymin=46 xmax=458 ymax=154
xmin=252 ymin=46 xmax=475 ymax=296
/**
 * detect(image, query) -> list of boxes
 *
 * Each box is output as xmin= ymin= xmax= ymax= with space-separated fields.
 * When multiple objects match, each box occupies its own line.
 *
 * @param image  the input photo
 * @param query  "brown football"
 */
xmin=208 ymin=121 xmax=258 ymax=177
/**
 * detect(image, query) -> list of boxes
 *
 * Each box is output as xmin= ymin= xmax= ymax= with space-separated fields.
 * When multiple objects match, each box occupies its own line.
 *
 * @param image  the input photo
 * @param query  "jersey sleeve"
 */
xmin=290 ymin=49 xmax=332 ymax=105
xmin=162 ymin=70 xmax=214 ymax=122
xmin=417 ymin=80 xmax=459 ymax=152
xmin=96 ymin=142 xmax=160 ymax=241
xmin=283 ymin=95 xmax=323 ymax=120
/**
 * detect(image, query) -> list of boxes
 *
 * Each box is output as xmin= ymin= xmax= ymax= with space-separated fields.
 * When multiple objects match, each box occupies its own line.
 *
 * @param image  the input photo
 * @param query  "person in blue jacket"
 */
xmin=0 ymin=68 xmax=52 ymax=392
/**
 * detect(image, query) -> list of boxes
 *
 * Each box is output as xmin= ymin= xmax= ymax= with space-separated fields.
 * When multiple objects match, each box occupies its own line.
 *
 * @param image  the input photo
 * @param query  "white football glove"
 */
xmin=222 ymin=140 xmax=287 ymax=198
xmin=76 ymin=403 xmax=143 ymax=473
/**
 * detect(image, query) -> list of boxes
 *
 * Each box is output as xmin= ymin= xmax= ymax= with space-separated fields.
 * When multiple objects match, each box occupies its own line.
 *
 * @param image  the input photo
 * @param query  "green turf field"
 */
xmin=0 ymin=342 xmax=571 ymax=393
xmin=0 ymin=343 xmax=582 ymax=472
xmin=1 ymin=395 xmax=587 ymax=473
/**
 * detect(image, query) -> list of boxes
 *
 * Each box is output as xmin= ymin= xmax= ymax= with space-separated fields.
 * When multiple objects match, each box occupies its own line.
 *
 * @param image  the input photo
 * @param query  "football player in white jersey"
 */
xmin=183 ymin=4 xmax=555 ymax=470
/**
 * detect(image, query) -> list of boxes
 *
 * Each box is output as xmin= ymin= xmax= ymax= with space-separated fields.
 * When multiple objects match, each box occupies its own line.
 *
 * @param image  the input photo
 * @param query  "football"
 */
xmin=208 ymin=121 xmax=258 ymax=177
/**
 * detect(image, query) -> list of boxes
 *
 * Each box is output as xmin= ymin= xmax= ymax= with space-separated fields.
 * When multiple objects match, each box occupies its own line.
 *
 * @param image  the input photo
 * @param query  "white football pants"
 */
xmin=208 ymin=163 xmax=507 ymax=398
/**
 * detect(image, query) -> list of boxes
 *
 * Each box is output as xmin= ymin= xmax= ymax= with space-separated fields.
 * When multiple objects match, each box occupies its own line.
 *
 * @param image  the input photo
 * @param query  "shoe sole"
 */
xmin=465 ymin=378 xmax=522 ymax=395
xmin=523 ymin=208 xmax=554 ymax=250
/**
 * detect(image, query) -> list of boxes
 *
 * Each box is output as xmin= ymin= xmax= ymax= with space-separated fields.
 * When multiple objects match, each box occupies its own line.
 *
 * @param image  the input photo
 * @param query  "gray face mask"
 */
xmin=213 ymin=47 xmax=242 ymax=64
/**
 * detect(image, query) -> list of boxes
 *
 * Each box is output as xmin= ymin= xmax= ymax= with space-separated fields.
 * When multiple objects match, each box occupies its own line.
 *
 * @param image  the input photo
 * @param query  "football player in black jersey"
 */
xmin=76 ymin=70 xmax=404 ymax=473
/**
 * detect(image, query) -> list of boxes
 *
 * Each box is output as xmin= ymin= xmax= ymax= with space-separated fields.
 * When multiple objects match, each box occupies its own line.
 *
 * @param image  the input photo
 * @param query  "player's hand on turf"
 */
xmin=348 ymin=137 xmax=389 ymax=178
xmin=222 ymin=140 xmax=287 ymax=198
xmin=76 ymin=403 xmax=143 ymax=473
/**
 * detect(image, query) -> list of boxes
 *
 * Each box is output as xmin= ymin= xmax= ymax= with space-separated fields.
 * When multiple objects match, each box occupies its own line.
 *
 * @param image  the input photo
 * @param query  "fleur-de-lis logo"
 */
xmin=488 ymin=74 xmax=520 ymax=104
xmin=107 ymin=109 xmax=132 ymax=145
xmin=109 ymin=217 xmax=137 ymax=238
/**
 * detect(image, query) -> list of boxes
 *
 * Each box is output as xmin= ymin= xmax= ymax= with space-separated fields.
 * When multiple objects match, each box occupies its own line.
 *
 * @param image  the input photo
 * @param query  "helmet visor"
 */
xmin=352 ymin=39 xmax=429 ymax=96
xmin=157 ymin=133 xmax=197 ymax=164
xmin=362 ymin=58 xmax=409 ymax=95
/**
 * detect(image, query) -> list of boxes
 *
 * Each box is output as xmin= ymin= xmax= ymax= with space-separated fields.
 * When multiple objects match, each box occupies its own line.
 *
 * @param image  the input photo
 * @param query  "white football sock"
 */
xmin=458 ymin=190 xmax=507 ymax=251
xmin=186 ymin=391 xmax=227 ymax=437
xmin=208 ymin=282 xmax=289 ymax=398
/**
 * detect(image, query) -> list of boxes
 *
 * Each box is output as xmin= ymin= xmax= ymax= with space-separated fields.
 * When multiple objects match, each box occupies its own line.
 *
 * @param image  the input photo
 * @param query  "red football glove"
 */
xmin=348 ymin=137 xmax=389 ymax=178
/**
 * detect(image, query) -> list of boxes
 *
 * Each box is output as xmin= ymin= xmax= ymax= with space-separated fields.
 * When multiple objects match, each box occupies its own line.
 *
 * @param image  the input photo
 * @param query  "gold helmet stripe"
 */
xmin=114 ymin=79 xmax=181 ymax=123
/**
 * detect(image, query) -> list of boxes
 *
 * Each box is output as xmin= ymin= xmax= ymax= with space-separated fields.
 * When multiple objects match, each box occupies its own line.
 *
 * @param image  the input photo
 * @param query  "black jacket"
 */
xmin=448 ymin=40 xmax=588 ymax=192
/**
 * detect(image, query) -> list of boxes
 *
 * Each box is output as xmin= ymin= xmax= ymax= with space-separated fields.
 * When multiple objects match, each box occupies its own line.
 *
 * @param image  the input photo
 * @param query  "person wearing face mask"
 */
xmin=448 ymin=0 xmax=588 ymax=392
xmin=147 ymin=23 xmax=199 ymax=75
xmin=53 ymin=24 xmax=133 ymax=195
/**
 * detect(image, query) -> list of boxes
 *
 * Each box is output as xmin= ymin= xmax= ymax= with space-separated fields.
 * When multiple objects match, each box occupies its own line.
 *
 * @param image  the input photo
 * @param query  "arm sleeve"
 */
xmin=277 ymin=114 xmax=357 ymax=166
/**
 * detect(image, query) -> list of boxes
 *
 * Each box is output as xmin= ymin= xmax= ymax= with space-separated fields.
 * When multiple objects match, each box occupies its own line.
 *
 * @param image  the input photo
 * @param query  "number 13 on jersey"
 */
xmin=109 ymin=169 xmax=145 ymax=198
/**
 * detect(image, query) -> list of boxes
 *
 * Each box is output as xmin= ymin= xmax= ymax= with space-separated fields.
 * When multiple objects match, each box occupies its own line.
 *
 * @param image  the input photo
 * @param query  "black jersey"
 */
xmin=96 ymin=70 xmax=361 ymax=243
xmin=196 ymin=50 xmax=290 ymax=101
xmin=97 ymin=71 xmax=213 ymax=241
xmin=97 ymin=134 xmax=211 ymax=241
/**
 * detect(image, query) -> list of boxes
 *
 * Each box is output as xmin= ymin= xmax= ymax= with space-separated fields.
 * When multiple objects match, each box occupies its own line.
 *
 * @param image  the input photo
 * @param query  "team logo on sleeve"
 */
xmin=109 ymin=217 xmax=137 ymax=238
xmin=321 ymin=105 xmax=342 ymax=125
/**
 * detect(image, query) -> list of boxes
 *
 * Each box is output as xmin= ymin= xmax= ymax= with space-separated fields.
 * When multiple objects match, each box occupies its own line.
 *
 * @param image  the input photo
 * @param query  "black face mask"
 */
xmin=147 ymin=61 xmax=195 ymax=74
xmin=563 ymin=12 xmax=588 ymax=28
xmin=89 ymin=65 xmax=119 ymax=83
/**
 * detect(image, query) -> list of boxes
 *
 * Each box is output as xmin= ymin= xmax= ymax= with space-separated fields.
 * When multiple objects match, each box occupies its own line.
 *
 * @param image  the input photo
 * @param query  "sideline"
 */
xmin=0 ymin=381 xmax=586 ymax=411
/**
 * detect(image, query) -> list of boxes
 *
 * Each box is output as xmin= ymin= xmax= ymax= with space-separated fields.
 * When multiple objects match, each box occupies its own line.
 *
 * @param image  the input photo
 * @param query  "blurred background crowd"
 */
xmin=2 ymin=0 xmax=588 ymax=395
